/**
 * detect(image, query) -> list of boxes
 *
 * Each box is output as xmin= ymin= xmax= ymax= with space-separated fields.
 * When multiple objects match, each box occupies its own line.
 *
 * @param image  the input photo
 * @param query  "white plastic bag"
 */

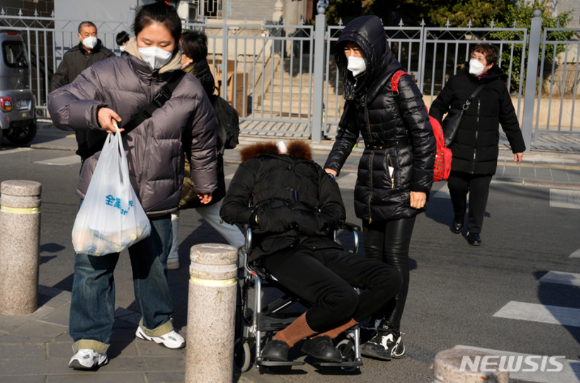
xmin=72 ymin=126 xmax=151 ymax=256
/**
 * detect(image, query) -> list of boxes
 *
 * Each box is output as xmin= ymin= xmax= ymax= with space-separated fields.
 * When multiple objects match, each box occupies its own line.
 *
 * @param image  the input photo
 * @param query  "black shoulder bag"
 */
xmin=81 ymin=70 xmax=186 ymax=159
xmin=442 ymin=84 xmax=485 ymax=147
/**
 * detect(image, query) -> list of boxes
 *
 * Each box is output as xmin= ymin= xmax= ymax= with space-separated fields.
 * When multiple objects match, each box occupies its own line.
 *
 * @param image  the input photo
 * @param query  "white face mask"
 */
xmin=347 ymin=56 xmax=366 ymax=77
xmin=469 ymin=59 xmax=485 ymax=76
xmin=79 ymin=35 xmax=97 ymax=50
xmin=119 ymin=46 xmax=126 ymax=52
xmin=138 ymin=46 xmax=173 ymax=70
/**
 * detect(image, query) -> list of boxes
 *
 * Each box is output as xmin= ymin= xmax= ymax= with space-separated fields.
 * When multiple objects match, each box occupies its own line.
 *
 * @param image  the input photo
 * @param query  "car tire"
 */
xmin=7 ymin=120 xmax=37 ymax=146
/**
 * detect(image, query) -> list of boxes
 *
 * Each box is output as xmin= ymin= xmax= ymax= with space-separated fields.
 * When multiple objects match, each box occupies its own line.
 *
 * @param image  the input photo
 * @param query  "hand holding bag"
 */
xmin=442 ymin=84 xmax=485 ymax=147
xmin=72 ymin=125 xmax=151 ymax=256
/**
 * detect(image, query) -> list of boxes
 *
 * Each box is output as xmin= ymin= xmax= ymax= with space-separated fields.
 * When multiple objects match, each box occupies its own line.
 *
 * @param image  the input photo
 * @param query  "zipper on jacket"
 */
xmin=138 ymin=74 xmax=158 ymax=199
xmin=387 ymin=154 xmax=395 ymax=189
xmin=472 ymin=97 xmax=481 ymax=174
xmin=364 ymin=98 xmax=374 ymax=224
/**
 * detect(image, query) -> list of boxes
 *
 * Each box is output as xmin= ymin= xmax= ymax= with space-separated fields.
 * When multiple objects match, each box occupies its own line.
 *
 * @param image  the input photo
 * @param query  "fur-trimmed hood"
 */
xmin=240 ymin=141 xmax=312 ymax=162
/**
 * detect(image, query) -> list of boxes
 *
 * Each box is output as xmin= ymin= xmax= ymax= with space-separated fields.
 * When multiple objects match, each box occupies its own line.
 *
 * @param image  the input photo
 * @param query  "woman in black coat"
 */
xmin=429 ymin=43 xmax=525 ymax=246
xmin=324 ymin=15 xmax=435 ymax=360
xmin=221 ymin=141 xmax=402 ymax=363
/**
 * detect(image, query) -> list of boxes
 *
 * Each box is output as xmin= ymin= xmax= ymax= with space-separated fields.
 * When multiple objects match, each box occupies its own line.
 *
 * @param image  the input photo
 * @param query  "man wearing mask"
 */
xmin=50 ymin=21 xmax=115 ymax=160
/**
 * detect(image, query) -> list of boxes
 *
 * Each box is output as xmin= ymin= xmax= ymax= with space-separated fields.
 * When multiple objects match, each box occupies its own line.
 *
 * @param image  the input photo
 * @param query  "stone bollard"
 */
xmin=433 ymin=348 xmax=510 ymax=383
xmin=186 ymin=244 xmax=237 ymax=383
xmin=0 ymin=180 xmax=42 ymax=315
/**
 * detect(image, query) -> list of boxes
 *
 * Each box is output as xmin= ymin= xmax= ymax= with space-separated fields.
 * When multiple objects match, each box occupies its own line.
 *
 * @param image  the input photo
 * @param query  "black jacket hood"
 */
xmin=335 ymin=15 xmax=401 ymax=103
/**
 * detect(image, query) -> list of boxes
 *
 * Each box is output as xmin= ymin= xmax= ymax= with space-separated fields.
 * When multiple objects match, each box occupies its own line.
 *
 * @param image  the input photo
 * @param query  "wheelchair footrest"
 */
xmin=257 ymin=360 xmax=305 ymax=367
xmin=315 ymin=360 xmax=363 ymax=368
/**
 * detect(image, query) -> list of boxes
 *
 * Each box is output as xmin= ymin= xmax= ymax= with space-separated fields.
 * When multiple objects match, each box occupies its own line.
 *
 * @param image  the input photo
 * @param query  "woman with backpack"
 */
xmin=48 ymin=1 xmax=217 ymax=369
xmin=166 ymin=30 xmax=245 ymax=270
xmin=429 ymin=43 xmax=525 ymax=246
xmin=324 ymin=15 xmax=435 ymax=360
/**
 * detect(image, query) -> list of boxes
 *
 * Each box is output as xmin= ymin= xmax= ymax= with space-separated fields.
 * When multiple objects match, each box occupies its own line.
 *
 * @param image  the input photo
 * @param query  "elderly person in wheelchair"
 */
xmin=220 ymin=141 xmax=402 ymax=364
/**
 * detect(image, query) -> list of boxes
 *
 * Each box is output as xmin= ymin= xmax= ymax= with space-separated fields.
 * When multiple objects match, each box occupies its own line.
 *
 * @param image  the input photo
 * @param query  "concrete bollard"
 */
xmin=433 ymin=348 xmax=510 ymax=383
xmin=186 ymin=243 xmax=237 ymax=383
xmin=0 ymin=180 xmax=42 ymax=315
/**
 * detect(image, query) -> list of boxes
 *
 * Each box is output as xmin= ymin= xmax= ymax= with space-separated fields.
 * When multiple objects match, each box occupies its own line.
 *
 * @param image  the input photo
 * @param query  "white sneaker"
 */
xmin=167 ymin=256 xmax=180 ymax=270
xmin=68 ymin=349 xmax=108 ymax=370
xmin=136 ymin=326 xmax=185 ymax=349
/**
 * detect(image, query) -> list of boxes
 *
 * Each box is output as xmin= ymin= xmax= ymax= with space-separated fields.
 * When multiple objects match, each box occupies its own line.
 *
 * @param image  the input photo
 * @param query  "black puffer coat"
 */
xmin=324 ymin=16 xmax=436 ymax=223
xmin=221 ymin=142 xmax=345 ymax=261
xmin=429 ymin=64 xmax=526 ymax=175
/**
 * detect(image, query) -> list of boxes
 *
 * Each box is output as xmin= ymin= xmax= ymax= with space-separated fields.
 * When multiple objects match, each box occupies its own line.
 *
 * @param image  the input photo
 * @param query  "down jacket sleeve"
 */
xmin=498 ymin=85 xmax=526 ymax=153
xmin=48 ymin=65 xmax=107 ymax=132
xmin=324 ymin=102 xmax=359 ymax=176
xmin=220 ymin=160 xmax=257 ymax=225
xmin=187 ymin=91 xmax=218 ymax=194
xmin=398 ymin=74 xmax=436 ymax=193
xmin=429 ymin=76 xmax=455 ymax=124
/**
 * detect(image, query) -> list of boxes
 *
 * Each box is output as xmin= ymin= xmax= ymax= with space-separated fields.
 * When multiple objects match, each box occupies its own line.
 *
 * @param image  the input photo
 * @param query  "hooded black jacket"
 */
xmin=324 ymin=16 xmax=436 ymax=223
xmin=429 ymin=64 xmax=526 ymax=175
xmin=221 ymin=142 xmax=345 ymax=261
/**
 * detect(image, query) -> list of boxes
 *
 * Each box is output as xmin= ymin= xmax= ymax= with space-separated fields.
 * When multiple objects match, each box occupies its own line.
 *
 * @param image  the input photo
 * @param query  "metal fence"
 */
xmin=1 ymin=7 xmax=578 ymax=148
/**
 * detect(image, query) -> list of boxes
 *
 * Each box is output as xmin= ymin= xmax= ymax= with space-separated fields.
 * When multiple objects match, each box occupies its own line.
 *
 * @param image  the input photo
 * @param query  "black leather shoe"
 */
xmin=261 ymin=340 xmax=289 ymax=361
xmin=451 ymin=219 xmax=463 ymax=234
xmin=467 ymin=232 xmax=482 ymax=246
xmin=301 ymin=336 xmax=342 ymax=362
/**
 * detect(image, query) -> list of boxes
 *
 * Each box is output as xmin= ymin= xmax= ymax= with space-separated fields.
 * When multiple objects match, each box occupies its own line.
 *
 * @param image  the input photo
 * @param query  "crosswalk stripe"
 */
xmin=493 ymin=301 xmax=580 ymax=327
xmin=570 ymin=249 xmax=580 ymax=258
xmin=550 ymin=189 xmax=580 ymax=209
xmin=539 ymin=271 xmax=580 ymax=287
xmin=453 ymin=345 xmax=580 ymax=383
xmin=34 ymin=155 xmax=80 ymax=166
xmin=225 ymin=173 xmax=235 ymax=180
xmin=337 ymin=173 xmax=357 ymax=189
xmin=0 ymin=147 xmax=33 ymax=156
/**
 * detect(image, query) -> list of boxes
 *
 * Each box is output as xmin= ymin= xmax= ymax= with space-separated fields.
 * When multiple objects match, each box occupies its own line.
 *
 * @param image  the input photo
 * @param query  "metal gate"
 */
xmin=1 ymin=7 xmax=579 ymax=148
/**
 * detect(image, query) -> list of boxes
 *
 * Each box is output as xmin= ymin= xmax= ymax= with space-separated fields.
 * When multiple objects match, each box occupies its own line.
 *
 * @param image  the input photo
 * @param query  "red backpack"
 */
xmin=391 ymin=71 xmax=452 ymax=182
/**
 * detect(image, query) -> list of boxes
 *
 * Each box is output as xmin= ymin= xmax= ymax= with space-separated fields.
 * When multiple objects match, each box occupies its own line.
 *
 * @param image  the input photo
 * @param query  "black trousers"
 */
xmin=363 ymin=216 xmax=416 ymax=330
xmin=447 ymin=170 xmax=492 ymax=234
xmin=263 ymin=245 xmax=402 ymax=333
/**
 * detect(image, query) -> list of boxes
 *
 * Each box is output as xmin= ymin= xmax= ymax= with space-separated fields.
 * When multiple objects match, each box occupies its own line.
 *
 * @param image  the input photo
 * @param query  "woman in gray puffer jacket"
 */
xmin=324 ymin=15 xmax=435 ymax=361
xmin=48 ymin=1 xmax=217 ymax=370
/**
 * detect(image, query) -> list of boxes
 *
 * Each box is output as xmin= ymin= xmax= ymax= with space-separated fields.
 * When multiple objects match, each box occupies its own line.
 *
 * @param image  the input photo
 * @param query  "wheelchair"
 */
xmin=233 ymin=222 xmax=364 ymax=373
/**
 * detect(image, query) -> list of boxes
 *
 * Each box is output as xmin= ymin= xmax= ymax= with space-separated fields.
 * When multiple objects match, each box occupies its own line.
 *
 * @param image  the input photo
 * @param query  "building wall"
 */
xmin=556 ymin=0 xmax=580 ymax=28
xmin=228 ymin=0 xmax=278 ymax=22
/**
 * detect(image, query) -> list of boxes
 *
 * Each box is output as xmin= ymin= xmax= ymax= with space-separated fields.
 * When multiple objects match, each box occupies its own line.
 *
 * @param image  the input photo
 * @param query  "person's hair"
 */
xmin=78 ymin=21 xmax=97 ymax=34
xmin=133 ymin=0 xmax=182 ymax=46
xmin=471 ymin=43 xmax=499 ymax=65
xmin=180 ymin=30 xmax=208 ymax=62
xmin=116 ymin=31 xmax=130 ymax=46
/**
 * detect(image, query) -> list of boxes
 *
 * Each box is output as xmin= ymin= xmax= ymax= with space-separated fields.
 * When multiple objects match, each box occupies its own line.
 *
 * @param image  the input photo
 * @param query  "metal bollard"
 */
xmin=0 ymin=180 xmax=42 ymax=315
xmin=433 ymin=348 xmax=509 ymax=383
xmin=186 ymin=243 xmax=237 ymax=383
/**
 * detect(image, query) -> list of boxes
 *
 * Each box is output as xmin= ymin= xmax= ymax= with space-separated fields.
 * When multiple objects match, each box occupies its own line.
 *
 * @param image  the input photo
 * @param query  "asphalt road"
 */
xmin=1 ymin=146 xmax=579 ymax=383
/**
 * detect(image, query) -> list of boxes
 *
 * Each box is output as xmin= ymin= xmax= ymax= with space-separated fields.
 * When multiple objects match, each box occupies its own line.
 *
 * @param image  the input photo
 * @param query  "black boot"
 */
xmin=301 ymin=335 xmax=342 ymax=362
xmin=361 ymin=322 xmax=405 ymax=361
xmin=261 ymin=340 xmax=289 ymax=361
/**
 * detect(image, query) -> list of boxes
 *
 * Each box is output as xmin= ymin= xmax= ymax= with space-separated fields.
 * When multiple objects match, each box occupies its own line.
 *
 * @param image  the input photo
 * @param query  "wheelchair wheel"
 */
xmin=336 ymin=339 xmax=359 ymax=373
xmin=234 ymin=338 xmax=253 ymax=372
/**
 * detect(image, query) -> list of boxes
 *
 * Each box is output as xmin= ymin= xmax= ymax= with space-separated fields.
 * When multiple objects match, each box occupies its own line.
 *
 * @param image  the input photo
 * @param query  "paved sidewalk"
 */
xmin=0 ymin=285 xmax=193 ymax=383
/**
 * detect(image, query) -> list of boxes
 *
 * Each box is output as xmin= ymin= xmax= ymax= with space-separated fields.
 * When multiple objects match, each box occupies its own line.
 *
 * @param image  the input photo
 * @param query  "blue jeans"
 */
xmin=69 ymin=214 xmax=174 ymax=354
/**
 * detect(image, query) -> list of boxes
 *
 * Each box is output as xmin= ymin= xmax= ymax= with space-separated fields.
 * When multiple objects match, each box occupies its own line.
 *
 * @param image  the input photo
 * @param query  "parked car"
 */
xmin=0 ymin=30 xmax=36 ymax=146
